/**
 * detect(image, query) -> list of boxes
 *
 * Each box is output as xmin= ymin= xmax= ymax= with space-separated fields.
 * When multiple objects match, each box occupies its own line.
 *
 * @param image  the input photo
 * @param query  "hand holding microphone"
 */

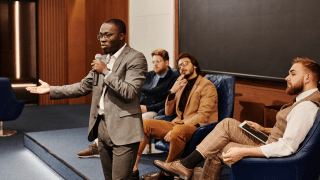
xmin=92 ymin=54 xmax=107 ymax=86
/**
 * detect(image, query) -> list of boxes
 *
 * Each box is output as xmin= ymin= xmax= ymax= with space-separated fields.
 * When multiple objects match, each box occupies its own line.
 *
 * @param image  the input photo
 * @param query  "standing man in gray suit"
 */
xmin=26 ymin=19 xmax=148 ymax=180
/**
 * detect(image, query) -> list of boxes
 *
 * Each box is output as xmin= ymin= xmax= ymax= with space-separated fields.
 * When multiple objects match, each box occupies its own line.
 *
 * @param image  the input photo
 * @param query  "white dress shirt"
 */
xmin=260 ymin=88 xmax=319 ymax=158
xmin=98 ymin=43 xmax=127 ymax=115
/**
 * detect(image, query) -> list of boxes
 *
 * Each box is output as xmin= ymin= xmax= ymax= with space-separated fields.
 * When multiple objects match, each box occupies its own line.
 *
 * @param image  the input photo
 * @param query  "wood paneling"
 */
xmin=84 ymin=0 xmax=129 ymax=105
xmin=38 ymin=0 xmax=68 ymax=105
xmin=66 ymin=0 xmax=86 ymax=104
xmin=174 ymin=0 xmax=179 ymax=64
xmin=233 ymin=77 xmax=294 ymax=126
xmin=37 ymin=0 xmax=129 ymax=105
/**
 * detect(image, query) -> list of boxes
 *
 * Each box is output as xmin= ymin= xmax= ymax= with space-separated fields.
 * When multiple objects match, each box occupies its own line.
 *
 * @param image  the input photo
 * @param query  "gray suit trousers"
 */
xmin=97 ymin=115 xmax=139 ymax=180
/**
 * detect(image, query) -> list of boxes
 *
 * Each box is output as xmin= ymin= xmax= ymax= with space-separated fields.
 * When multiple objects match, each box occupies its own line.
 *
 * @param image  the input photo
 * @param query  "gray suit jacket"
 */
xmin=50 ymin=45 xmax=148 ymax=145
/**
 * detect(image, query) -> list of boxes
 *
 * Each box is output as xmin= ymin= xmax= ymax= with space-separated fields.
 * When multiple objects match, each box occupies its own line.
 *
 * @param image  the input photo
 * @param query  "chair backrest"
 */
xmin=0 ymin=77 xmax=25 ymax=121
xmin=292 ymin=110 xmax=320 ymax=179
xmin=205 ymin=74 xmax=235 ymax=121
xmin=0 ymin=77 xmax=18 ymax=104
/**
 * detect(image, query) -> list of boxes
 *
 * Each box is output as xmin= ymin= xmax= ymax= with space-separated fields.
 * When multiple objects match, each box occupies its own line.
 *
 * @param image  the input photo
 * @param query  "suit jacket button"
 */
xmin=145 ymin=96 xmax=147 ymax=98
xmin=94 ymin=116 xmax=97 ymax=119
xmin=97 ymin=105 xmax=99 ymax=108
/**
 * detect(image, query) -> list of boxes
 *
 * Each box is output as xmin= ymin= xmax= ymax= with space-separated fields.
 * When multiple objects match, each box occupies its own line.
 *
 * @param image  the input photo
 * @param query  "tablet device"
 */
xmin=239 ymin=122 xmax=269 ymax=144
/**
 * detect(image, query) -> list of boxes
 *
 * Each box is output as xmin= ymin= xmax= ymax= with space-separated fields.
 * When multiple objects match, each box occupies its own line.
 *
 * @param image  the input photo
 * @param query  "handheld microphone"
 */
xmin=93 ymin=54 xmax=102 ymax=86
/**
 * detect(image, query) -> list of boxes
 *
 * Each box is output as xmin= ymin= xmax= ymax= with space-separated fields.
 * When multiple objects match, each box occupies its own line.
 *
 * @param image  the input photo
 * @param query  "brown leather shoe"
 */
xmin=132 ymin=169 xmax=139 ymax=180
xmin=153 ymin=160 xmax=193 ymax=180
xmin=77 ymin=143 xmax=99 ymax=158
xmin=141 ymin=171 xmax=174 ymax=180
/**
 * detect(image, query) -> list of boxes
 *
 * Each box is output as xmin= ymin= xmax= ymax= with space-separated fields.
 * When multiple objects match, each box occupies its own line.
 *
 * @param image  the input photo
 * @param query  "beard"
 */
xmin=181 ymin=68 xmax=194 ymax=79
xmin=184 ymin=73 xmax=191 ymax=79
xmin=286 ymin=78 xmax=304 ymax=95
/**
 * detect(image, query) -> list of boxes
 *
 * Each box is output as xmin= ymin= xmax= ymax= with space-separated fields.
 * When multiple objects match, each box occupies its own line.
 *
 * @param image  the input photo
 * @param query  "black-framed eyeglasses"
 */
xmin=178 ymin=61 xmax=189 ymax=68
xmin=96 ymin=33 xmax=118 ymax=40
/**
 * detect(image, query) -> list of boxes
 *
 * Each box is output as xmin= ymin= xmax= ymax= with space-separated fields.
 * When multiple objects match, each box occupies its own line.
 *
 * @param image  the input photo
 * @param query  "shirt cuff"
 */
xmin=259 ymin=145 xmax=270 ymax=158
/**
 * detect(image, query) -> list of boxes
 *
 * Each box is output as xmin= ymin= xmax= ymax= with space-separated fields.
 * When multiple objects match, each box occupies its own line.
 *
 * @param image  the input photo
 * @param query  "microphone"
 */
xmin=93 ymin=54 xmax=102 ymax=86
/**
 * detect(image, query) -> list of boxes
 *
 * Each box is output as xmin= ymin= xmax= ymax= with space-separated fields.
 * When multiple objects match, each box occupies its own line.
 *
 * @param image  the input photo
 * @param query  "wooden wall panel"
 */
xmin=66 ymin=0 xmax=86 ymax=104
xmin=38 ymin=0 xmax=68 ymax=105
xmin=84 ymin=0 xmax=129 ymax=105
xmin=174 ymin=0 xmax=179 ymax=64
xmin=233 ymin=77 xmax=294 ymax=126
xmin=37 ymin=0 xmax=129 ymax=105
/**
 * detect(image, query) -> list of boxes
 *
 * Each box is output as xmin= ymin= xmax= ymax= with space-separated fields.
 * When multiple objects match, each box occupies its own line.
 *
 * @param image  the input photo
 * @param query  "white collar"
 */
xmin=295 ymin=88 xmax=318 ymax=103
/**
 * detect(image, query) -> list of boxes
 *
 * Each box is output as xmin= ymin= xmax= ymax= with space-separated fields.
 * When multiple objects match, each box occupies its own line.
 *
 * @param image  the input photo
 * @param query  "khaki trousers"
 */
xmin=196 ymin=118 xmax=264 ymax=180
xmin=138 ymin=119 xmax=198 ymax=162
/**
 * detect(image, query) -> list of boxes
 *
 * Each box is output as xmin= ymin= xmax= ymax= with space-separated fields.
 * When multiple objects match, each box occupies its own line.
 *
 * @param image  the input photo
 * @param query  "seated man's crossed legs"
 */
xmin=133 ymin=119 xmax=198 ymax=179
xmin=154 ymin=118 xmax=263 ymax=180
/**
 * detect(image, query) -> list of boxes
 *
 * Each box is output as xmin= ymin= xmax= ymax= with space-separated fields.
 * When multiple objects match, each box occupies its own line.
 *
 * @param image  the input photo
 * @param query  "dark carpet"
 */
xmin=1 ymin=104 xmax=230 ymax=180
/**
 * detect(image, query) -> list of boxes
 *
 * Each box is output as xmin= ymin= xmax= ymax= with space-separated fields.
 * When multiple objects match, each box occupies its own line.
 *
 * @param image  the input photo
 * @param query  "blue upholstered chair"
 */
xmin=153 ymin=74 xmax=235 ymax=157
xmin=0 ymin=77 xmax=25 ymax=137
xmin=229 ymin=111 xmax=320 ymax=180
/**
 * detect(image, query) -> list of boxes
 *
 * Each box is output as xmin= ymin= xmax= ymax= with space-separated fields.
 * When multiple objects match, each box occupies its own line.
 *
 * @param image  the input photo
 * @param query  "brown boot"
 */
xmin=77 ymin=143 xmax=99 ymax=158
xmin=153 ymin=160 xmax=193 ymax=180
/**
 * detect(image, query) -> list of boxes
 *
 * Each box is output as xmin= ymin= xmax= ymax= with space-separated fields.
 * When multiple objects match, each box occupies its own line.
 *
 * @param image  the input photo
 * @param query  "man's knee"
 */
xmin=170 ymin=129 xmax=183 ymax=142
xmin=142 ymin=119 xmax=163 ymax=136
xmin=170 ymin=126 xmax=189 ymax=142
xmin=220 ymin=118 xmax=239 ymax=126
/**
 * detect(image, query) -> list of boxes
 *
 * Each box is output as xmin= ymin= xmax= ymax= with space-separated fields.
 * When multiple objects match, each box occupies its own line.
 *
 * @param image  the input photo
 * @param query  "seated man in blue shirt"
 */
xmin=77 ymin=49 xmax=179 ymax=158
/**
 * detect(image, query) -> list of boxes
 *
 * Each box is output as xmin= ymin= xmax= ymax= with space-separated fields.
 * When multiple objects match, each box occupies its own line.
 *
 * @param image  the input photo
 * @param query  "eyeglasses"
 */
xmin=152 ymin=59 xmax=163 ymax=64
xmin=178 ymin=61 xmax=189 ymax=68
xmin=96 ymin=33 xmax=117 ymax=40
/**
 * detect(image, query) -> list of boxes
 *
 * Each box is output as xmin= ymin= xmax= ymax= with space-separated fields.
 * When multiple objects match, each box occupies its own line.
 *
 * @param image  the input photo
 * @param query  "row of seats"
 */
xmin=151 ymin=73 xmax=320 ymax=180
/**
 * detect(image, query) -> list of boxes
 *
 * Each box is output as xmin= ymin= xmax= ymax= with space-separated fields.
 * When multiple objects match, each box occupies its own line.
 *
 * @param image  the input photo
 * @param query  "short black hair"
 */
xmin=104 ymin=19 xmax=126 ymax=34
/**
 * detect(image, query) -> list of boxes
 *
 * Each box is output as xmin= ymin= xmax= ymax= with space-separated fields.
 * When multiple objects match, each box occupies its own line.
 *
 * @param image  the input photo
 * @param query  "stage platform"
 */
xmin=24 ymin=127 xmax=230 ymax=179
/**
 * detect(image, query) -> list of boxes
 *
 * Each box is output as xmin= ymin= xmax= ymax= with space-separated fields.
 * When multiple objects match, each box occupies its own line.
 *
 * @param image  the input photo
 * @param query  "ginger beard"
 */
xmin=286 ymin=77 xmax=304 ymax=95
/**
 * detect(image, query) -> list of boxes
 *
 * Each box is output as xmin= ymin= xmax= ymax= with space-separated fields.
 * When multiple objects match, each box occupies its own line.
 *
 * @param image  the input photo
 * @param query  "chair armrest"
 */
xmin=182 ymin=122 xmax=219 ymax=156
xmin=230 ymin=156 xmax=297 ymax=180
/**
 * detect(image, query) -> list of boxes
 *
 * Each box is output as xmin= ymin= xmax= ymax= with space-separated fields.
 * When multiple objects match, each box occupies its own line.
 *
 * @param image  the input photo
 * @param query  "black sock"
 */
xmin=180 ymin=150 xmax=204 ymax=169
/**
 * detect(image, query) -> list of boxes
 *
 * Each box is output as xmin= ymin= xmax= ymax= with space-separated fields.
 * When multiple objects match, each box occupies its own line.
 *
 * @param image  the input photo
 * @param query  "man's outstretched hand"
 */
xmin=26 ymin=79 xmax=50 ymax=94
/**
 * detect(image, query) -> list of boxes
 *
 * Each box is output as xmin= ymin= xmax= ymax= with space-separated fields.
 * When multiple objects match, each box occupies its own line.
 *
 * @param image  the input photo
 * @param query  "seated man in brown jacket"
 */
xmin=153 ymin=57 xmax=320 ymax=180
xmin=132 ymin=53 xmax=218 ymax=180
